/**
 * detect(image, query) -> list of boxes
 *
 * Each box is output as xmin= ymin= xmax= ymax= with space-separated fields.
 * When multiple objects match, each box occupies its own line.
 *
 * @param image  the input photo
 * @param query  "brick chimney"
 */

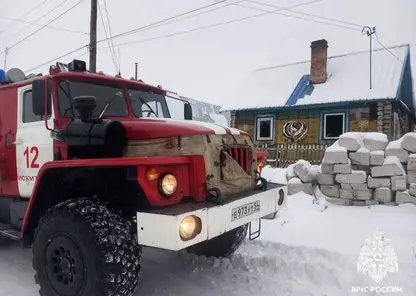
xmin=310 ymin=39 xmax=328 ymax=84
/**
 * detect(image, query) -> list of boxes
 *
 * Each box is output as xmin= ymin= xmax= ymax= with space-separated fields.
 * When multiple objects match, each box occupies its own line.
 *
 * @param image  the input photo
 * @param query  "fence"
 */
xmin=257 ymin=144 xmax=329 ymax=168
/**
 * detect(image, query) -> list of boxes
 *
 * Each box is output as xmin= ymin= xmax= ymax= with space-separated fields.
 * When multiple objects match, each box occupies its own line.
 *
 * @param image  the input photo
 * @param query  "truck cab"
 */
xmin=0 ymin=60 xmax=286 ymax=296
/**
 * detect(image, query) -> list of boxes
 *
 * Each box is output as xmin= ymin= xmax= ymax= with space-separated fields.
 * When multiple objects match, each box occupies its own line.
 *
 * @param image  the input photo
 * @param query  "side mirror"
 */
xmin=184 ymin=102 xmax=192 ymax=120
xmin=32 ymin=79 xmax=51 ymax=116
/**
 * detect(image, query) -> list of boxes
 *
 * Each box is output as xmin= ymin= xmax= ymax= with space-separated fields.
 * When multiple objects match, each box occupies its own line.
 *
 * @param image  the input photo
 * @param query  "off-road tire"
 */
xmin=32 ymin=198 xmax=142 ymax=296
xmin=186 ymin=224 xmax=248 ymax=258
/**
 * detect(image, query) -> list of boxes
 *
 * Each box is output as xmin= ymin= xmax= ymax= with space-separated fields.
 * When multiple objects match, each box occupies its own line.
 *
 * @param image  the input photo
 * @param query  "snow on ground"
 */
xmin=1 ymin=166 xmax=416 ymax=295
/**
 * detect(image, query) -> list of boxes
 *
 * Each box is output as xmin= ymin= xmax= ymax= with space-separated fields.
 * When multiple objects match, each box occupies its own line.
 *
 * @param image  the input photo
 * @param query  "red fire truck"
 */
xmin=0 ymin=60 xmax=286 ymax=296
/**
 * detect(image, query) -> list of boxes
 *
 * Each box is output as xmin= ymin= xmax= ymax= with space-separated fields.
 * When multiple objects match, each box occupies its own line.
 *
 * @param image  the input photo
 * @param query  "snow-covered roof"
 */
xmin=222 ymin=44 xmax=410 ymax=111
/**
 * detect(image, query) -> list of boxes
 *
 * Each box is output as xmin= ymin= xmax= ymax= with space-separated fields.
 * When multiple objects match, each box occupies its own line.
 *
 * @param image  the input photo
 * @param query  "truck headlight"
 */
xmin=159 ymin=173 xmax=177 ymax=196
xmin=179 ymin=215 xmax=202 ymax=241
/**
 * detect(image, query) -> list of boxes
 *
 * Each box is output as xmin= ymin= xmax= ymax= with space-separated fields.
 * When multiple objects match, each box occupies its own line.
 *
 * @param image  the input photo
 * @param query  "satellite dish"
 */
xmin=6 ymin=68 xmax=26 ymax=83
xmin=27 ymin=73 xmax=37 ymax=79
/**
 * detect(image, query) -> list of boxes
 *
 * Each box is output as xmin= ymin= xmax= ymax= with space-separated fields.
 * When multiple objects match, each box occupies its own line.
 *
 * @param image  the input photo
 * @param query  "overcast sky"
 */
xmin=0 ymin=0 xmax=414 ymax=106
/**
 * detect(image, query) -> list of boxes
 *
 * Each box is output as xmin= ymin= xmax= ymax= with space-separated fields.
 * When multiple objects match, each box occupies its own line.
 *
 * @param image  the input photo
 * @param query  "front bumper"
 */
xmin=136 ymin=182 xmax=287 ymax=251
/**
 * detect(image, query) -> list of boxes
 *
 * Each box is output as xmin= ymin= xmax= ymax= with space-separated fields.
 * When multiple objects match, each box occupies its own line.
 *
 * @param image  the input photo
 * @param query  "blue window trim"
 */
xmin=319 ymin=108 xmax=349 ymax=141
xmin=254 ymin=113 xmax=276 ymax=143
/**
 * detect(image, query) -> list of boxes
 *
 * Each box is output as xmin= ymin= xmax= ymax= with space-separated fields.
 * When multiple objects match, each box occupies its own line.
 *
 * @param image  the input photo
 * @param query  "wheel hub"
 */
xmin=45 ymin=235 xmax=86 ymax=296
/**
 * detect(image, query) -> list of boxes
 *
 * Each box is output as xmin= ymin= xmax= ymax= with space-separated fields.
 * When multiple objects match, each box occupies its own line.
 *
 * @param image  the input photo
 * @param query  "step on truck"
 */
xmin=0 ymin=60 xmax=287 ymax=296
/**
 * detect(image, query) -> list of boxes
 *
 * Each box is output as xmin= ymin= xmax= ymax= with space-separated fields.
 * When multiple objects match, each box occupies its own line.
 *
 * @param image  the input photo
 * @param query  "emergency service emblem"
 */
xmin=357 ymin=229 xmax=398 ymax=283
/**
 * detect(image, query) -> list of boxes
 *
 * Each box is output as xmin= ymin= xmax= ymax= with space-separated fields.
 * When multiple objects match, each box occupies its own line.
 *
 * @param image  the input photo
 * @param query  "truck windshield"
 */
xmin=128 ymin=89 xmax=170 ymax=118
xmin=57 ymin=80 xmax=129 ymax=117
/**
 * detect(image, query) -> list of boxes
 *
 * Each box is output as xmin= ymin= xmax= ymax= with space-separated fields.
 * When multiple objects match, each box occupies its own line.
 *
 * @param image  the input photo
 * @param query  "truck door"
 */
xmin=15 ymin=85 xmax=54 ymax=198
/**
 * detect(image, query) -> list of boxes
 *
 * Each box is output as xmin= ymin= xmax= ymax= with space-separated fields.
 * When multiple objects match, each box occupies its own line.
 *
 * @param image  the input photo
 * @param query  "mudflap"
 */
xmin=248 ymin=218 xmax=261 ymax=240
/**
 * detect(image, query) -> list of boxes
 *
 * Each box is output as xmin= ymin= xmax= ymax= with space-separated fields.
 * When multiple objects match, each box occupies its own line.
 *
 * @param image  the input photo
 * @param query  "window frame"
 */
xmin=322 ymin=112 xmax=346 ymax=140
xmin=256 ymin=116 xmax=274 ymax=141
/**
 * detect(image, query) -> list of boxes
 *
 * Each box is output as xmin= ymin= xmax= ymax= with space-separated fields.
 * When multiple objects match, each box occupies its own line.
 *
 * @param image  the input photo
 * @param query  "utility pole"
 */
xmin=3 ymin=47 xmax=8 ymax=71
xmin=361 ymin=26 xmax=376 ymax=89
xmin=118 ymin=47 xmax=121 ymax=75
xmin=89 ymin=0 xmax=98 ymax=73
xmin=134 ymin=63 xmax=138 ymax=79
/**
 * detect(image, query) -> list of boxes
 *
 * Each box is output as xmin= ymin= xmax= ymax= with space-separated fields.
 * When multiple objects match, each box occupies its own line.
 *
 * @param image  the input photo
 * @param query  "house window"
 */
xmin=256 ymin=116 xmax=274 ymax=141
xmin=323 ymin=112 xmax=345 ymax=139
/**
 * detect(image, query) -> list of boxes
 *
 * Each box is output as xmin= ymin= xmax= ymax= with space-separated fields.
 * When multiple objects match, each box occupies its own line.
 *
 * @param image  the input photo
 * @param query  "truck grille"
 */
xmin=225 ymin=147 xmax=251 ymax=174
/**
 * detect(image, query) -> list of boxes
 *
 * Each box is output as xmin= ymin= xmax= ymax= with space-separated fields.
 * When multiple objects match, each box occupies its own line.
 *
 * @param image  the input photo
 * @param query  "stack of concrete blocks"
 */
xmin=286 ymin=160 xmax=320 ymax=195
xmin=316 ymin=132 xmax=416 ymax=206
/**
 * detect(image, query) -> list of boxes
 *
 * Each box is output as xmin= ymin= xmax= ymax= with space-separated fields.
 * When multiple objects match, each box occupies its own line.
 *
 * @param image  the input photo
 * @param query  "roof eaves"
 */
xmin=227 ymin=98 xmax=396 ymax=112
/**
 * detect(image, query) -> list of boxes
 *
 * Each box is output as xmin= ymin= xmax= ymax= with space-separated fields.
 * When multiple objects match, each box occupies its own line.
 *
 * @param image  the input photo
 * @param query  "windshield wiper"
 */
xmin=138 ymin=96 xmax=158 ymax=117
xmin=60 ymin=80 xmax=75 ymax=117
xmin=98 ymin=91 xmax=123 ymax=118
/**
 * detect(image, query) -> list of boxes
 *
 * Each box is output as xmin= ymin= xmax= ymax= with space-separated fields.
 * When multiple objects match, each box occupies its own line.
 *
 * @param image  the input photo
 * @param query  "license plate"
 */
xmin=231 ymin=200 xmax=260 ymax=221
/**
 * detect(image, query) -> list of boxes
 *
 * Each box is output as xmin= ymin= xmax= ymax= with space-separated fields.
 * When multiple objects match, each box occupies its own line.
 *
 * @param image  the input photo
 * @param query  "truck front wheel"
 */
xmin=186 ymin=224 xmax=248 ymax=258
xmin=32 ymin=198 xmax=141 ymax=296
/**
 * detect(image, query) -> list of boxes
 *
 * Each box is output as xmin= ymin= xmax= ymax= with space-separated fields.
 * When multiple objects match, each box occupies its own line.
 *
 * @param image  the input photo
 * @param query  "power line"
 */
xmin=225 ymin=1 xmax=360 ymax=31
xmin=0 ymin=0 xmax=50 ymax=35
xmin=9 ymin=0 xmax=72 ymax=39
xmin=22 ymin=0 xmax=245 ymax=71
xmin=102 ymin=0 xmax=118 ymax=69
xmin=24 ymin=0 xmax=323 ymax=73
xmin=374 ymin=33 xmax=404 ymax=63
xmin=0 ymin=15 xmax=88 ymax=35
xmin=246 ymin=0 xmax=365 ymax=29
xmin=0 ymin=0 xmax=86 ymax=55
xmin=99 ymin=0 xmax=247 ymax=41
xmin=99 ymin=0 xmax=364 ymax=51
xmin=98 ymin=0 xmax=117 ymax=72
xmin=95 ymin=0 xmax=232 ymax=44
xmin=24 ymin=45 xmax=88 ymax=73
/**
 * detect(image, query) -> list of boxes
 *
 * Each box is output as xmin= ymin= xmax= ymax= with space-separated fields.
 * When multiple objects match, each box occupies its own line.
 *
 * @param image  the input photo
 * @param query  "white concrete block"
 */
xmin=288 ymin=178 xmax=313 ymax=195
xmin=340 ymin=183 xmax=352 ymax=190
xmin=408 ymin=183 xmax=416 ymax=197
xmin=321 ymin=163 xmax=334 ymax=174
xmin=363 ymin=133 xmax=388 ymax=151
xmin=373 ymin=187 xmax=393 ymax=203
xmin=339 ymin=132 xmax=364 ymax=151
xmin=293 ymin=160 xmax=316 ymax=183
xmin=286 ymin=164 xmax=297 ymax=181
xmin=391 ymin=175 xmax=407 ymax=191
xmin=386 ymin=139 xmax=409 ymax=163
xmin=396 ymin=191 xmax=416 ymax=205
xmin=316 ymin=173 xmax=335 ymax=185
xmin=408 ymin=171 xmax=416 ymax=184
xmin=407 ymin=154 xmax=416 ymax=171
xmin=356 ymin=190 xmax=372 ymax=200
xmin=371 ymin=156 xmax=405 ymax=177
xmin=335 ymin=170 xmax=367 ymax=184
xmin=370 ymin=150 xmax=385 ymax=166
xmin=339 ymin=189 xmax=353 ymax=199
xmin=333 ymin=161 xmax=352 ymax=174
xmin=351 ymin=183 xmax=369 ymax=191
xmin=340 ymin=189 xmax=372 ymax=200
xmin=324 ymin=142 xmax=349 ymax=164
xmin=320 ymin=184 xmax=340 ymax=198
xmin=401 ymin=132 xmax=416 ymax=153
xmin=349 ymin=148 xmax=370 ymax=166
xmin=368 ymin=176 xmax=391 ymax=189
